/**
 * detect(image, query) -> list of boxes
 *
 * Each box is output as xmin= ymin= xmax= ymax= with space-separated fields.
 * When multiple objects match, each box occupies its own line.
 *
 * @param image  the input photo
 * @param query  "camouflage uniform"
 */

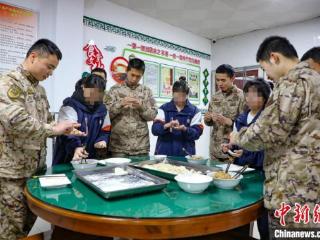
xmin=104 ymin=82 xmax=157 ymax=155
xmin=205 ymin=85 xmax=244 ymax=160
xmin=38 ymin=85 xmax=55 ymax=171
xmin=0 ymin=67 xmax=55 ymax=239
xmin=233 ymin=62 xmax=320 ymax=229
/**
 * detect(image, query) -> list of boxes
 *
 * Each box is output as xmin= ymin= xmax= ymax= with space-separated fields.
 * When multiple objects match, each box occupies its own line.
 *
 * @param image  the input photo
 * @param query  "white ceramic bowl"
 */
xmin=98 ymin=158 xmax=131 ymax=166
xmin=185 ymin=155 xmax=208 ymax=165
xmin=174 ymin=174 xmax=212 ymax=194
xmin=71 ymin=159 xmax=98 ymax=170
xmin=211 ymin=171 xmax=243 ymax=189
xmin=153 ymin=155 xmax=167 ymax=161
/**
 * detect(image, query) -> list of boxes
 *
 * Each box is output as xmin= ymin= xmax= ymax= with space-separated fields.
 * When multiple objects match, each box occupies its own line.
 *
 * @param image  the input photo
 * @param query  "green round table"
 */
xmin=25 ymin=156 xmax=264 ymax=239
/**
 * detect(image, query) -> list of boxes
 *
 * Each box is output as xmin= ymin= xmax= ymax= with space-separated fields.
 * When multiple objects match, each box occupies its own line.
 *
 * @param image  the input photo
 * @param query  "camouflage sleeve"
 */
xmin=204 ymin=96 xmax=215 ymax=126
xmin=104 ymin=88 xmax=123 ymax=120
xmin=39 ymin=85 xmax=55 ymax=123
xmin=138 ymin=88 xmax=157 ymax=121
xmin=233 ymin=81 xmax=305 ymax=151
xmin=0 ymin=80 xmax=54 ymax=138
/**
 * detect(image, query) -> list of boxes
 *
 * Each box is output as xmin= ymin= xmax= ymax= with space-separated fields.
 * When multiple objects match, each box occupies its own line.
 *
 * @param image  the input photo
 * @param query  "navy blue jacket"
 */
xmin=233 ymin=110 xmax=264 ymax=170
xmin=53 ymin=97 xmax=110 ymax=165
xmin=152 ymin=100 xmax=203 ymax=156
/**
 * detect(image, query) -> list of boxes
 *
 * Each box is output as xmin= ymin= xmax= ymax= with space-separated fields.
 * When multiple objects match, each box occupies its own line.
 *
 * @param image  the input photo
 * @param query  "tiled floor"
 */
xmin=29 ymin=217 xmax=261 ymax=239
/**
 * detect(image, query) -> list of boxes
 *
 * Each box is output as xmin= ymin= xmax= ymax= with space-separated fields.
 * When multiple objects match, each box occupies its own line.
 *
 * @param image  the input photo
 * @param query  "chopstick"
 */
xmin=233 ymin=165 xmax=248 ymax=179
xmin=32 ymin=174 xmax=66 ymax=179
xmin=81 ymin=117 xmax=89 ymax=164
xmin=225 ymin=154 xmax=235 ymax=173
xmin=182 ymin=147 xmax=192 ymax=158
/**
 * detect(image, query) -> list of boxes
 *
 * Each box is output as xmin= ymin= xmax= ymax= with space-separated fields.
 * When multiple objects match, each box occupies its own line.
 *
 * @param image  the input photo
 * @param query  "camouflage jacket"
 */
xmin=233 ymin=62 xmax=320 ymax=211
xmin=0 ymin=68 xmax=55 ymax=178
xmin=104 ymin=82 xmax=157 ymax=155
xmin=205 ymin=85 xmax=244 ymax=159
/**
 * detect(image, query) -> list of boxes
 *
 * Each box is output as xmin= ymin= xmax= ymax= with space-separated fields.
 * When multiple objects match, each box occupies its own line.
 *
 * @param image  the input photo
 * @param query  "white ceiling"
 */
xmin=107 ymin=0 xmax=320 ymax=40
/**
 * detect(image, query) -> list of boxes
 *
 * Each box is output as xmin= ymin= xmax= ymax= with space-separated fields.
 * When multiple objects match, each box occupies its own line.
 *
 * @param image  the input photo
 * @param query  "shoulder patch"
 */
xmin=7 ymin=85 xmax=22 ymax=100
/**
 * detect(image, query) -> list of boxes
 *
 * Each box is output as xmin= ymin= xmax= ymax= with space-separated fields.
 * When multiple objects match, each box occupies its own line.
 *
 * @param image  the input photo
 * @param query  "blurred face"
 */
xmin=307 ymin=58 xmax=320 ymax=74
xmin=245 ymin=86 xmax=265 ymax=112
xmin=126 ymin=68 xmax=143 ymax=86
xmin=28 ymin=52 xmax=59 ymax=81
xmin=83 ymin=87 xmax=104 ymax=105
xmin=215 ymin=73 xmax=234 ymax=92
xmin=173 ymin=91 xmax=187 ymax=108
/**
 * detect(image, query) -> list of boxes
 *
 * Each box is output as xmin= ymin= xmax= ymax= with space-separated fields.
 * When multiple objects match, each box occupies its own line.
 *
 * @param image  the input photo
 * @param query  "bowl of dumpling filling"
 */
xmin=210 ymin=171 xmax=243 ymax=189
xmin=185 ymin=155 xmax=208 ymax=165
xmin=71 ymin=159 xmax=98 ymax=170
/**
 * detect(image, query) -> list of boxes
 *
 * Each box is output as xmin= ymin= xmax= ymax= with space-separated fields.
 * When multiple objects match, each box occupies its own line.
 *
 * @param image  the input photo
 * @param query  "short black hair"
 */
xmin=173 ymin=76 xmax=189 ymax=94
xmin=127 ymin=58 xmax=145 ymax=73
xmin=76 ymin=74 xmax=106 ymax=91
xmin=91 ymin=67 xmax=107 ymax=79
xmin=243 ymin=78 xmax=271 ymax=105
xmin=215 ymin=64 xmax=235 ymax=78
xmin=26 ymin=39 xmax=62 ymax=60
xmin=301 ymin=47 xmax=320 ymax=63
xmin=256 ymin=36 xmax=298 ymax=62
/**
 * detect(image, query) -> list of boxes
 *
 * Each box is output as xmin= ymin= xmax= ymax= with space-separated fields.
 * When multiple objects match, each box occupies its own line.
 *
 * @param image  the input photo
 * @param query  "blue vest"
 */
xmin=233 ymin=110 xmax=264 ymax=170
xmin=53 ymin=97 xmax=109 ymax=165
xmin=152 ymin=100 xmax=203 ymax=156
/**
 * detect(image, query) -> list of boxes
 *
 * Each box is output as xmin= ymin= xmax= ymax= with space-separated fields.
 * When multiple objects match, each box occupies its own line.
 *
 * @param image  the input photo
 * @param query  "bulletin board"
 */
xmin=0 ymin=2 xmax=38 ymax=74
xmin=82 ymin=16 xmax=211 ymax=108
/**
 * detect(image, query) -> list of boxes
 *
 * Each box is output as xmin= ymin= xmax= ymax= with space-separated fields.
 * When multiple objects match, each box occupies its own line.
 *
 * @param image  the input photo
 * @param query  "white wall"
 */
xmin=212 ymin=17 xmax=320 ymax=69
xmin=84 ymin=0 xmax=211 ymax=54
xmin=84 ymin=0 xmax=212 ymax=158
xmin=4 ymin=0 xmax=212 ymax=162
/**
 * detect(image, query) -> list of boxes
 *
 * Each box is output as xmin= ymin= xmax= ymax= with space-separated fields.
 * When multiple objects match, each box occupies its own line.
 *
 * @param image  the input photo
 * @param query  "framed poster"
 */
xmin=160 ymin=64 xmax=174 ymax=98
xmin=143 ymin=61 xmax=160 ymax=97
xmin=187 ymin=70 xmax=200 ymax=102
xmin=174 ymin=67 xmax=187 ymax=82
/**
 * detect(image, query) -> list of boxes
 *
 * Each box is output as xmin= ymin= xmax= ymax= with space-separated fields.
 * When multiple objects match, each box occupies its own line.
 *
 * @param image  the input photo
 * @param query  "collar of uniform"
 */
xmin=17 ymin=65 xmax=39 ymax=86
xmin=124 ymin=80 xmax=140 ymax=90
xmin=283 ymin=61 xmax=309 ymax=83
xmin=222 ymin=85 xmax=236 ymax=96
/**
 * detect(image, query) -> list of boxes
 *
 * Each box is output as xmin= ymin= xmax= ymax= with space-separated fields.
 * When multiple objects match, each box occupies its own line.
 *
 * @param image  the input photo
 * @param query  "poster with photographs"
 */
xmin=160 ymin=64 xmax=174 ymax=98
xmin=174 ymin=67 xmax=187 ymax=82
xmin=143 ymin=61 xmax=160 ymax=97
xmin=187 ymin=70 xmax=200 ymax=102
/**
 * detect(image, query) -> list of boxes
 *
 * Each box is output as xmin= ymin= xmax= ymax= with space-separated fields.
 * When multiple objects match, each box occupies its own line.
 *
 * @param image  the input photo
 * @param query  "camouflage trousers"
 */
xmin=0 ymin=178 xmax=36 ymax=240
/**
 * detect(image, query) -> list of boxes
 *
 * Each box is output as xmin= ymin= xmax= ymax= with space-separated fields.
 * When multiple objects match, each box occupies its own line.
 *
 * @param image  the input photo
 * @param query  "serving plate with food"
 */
xmin=131 ymin=159 xmax=219 ymax=180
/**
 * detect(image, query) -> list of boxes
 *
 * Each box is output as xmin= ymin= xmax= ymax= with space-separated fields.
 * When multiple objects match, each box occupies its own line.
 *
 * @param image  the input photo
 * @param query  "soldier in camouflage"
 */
xmin=0 ymin=39 xmax=83 ymax=240
xmin=204 ymin=64 xmax=245 ymax=160
xmin=230 ymin=36 xmax=320 ymax=232
xmin=301 ymin=46 xmax=320 ymax=74
xmin=104 ymin=58 xmax=157 ymax=156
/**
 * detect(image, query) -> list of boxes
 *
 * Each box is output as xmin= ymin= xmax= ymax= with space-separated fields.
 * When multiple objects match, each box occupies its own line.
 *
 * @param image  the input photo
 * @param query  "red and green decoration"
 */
xmin=83 ymin=40 xmax=105 ymax=70
xmin=202 ymin=69 xmax=209 ymax=105
xmin=110 ymin=56 xmax=128 ymax=84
